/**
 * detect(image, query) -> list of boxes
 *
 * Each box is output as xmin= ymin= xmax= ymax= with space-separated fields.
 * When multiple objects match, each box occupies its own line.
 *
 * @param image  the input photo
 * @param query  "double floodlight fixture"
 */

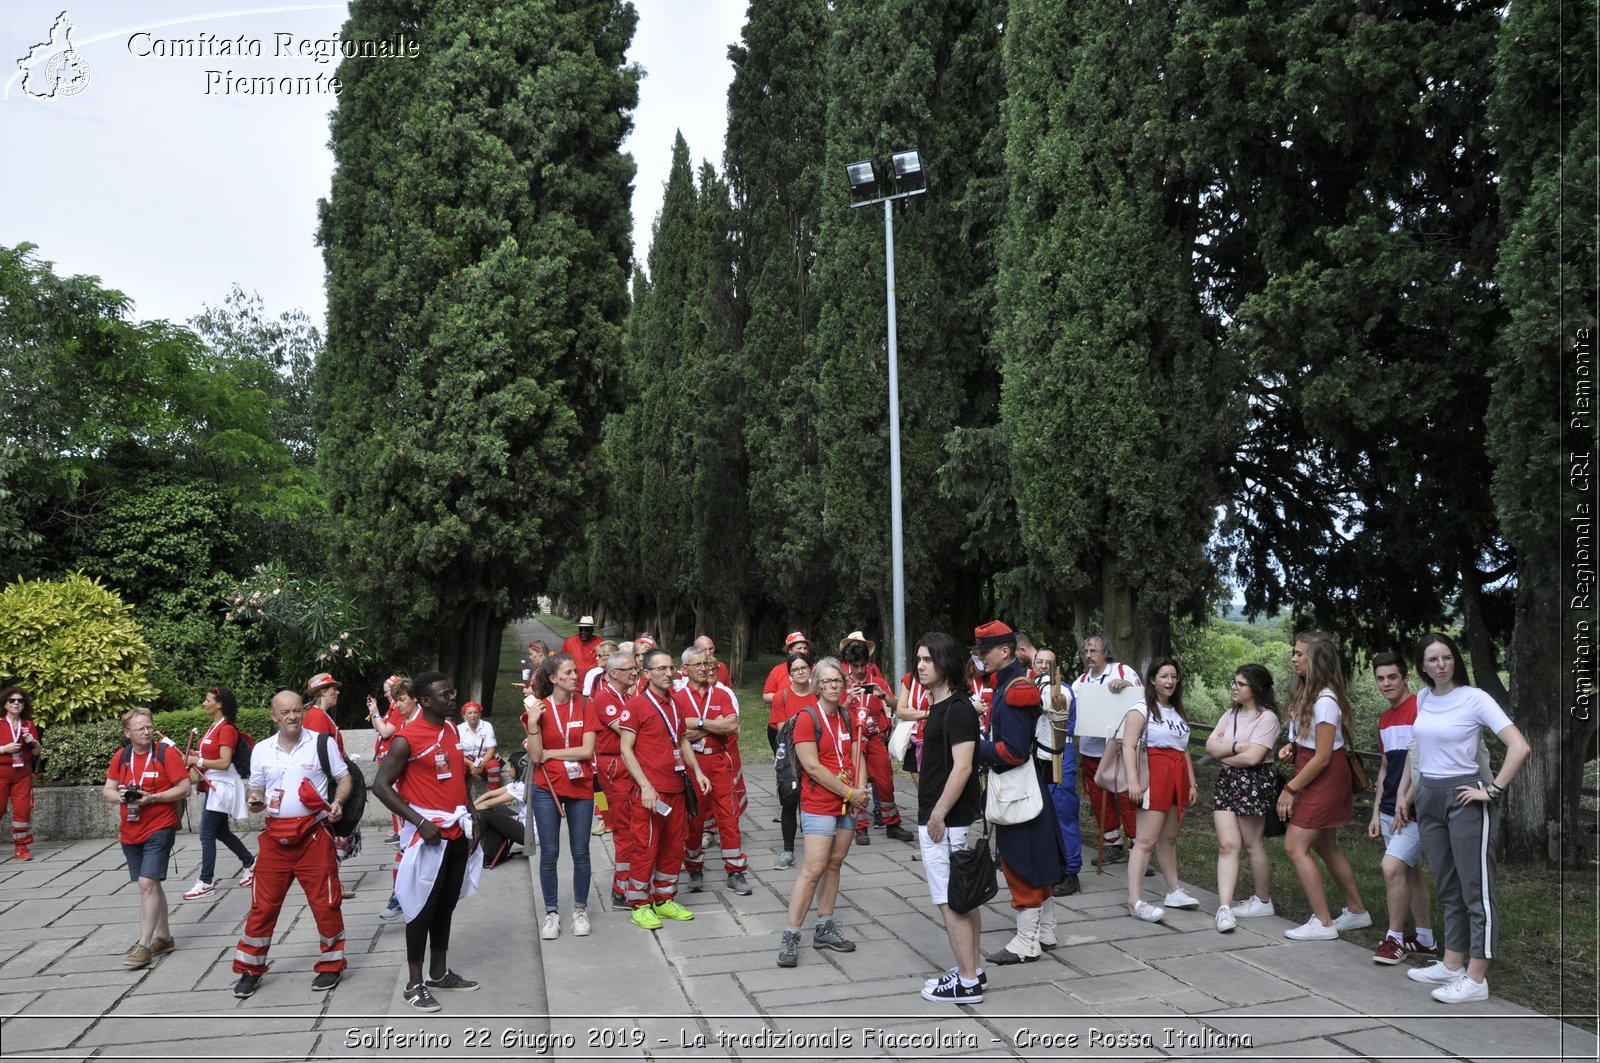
xmin=846 ymin=149 xmax=927 ymax=207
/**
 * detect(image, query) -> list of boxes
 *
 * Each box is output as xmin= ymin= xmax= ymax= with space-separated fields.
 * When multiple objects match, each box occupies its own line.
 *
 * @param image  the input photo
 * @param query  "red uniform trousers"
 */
xmin=853 ymin=732 xmax=902 ymax=830
xmin=233 ymin=821 xmax=346 ymax=976
xmin=595 ymin=753 xmax=636 ymax=899
xmin=1079 ymin=752 xmax=1138 ymax=842
xmin=0 ymin=764 xmax=34 ymax=845
xmin=628 ymin=791 xmax=687 ymax=906
xmin=684 ymin=750 xmax=746 ymax=875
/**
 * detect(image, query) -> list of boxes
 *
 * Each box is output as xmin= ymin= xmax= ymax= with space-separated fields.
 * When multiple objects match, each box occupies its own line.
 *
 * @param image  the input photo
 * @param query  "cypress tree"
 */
xmin=315 ymin=0 xmax=638 ymax=697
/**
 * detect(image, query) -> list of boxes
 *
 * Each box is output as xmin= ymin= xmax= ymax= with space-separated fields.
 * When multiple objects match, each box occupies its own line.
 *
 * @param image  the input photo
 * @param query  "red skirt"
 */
xmin=1143 ymin=747 xmax=1189 ymax=820
xmin=1290 ymin=746 xmax=1352 ymax=830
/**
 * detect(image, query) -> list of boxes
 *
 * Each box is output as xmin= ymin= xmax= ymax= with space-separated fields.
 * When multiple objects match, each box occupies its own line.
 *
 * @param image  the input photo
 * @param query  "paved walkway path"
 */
xmin=1 ymin=626 xmax=1590 ymax=1060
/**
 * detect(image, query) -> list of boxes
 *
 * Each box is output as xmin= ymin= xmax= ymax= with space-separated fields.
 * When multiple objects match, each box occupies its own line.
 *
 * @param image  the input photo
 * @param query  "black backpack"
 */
xmin=315 ymin=733 xmax=367 ymax=837
xmin=233 ymin=732 xmax=255 ymax=777
xmin=772 ymin=704 xmax=824 ymax=807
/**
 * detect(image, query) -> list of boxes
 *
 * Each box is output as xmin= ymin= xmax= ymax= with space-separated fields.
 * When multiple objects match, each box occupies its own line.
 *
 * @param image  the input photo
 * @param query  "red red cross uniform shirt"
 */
xmin=303 ymin=705 xmax=346 ymax=757
xmin=531 ymin=696 xmax=598 ymax=799
xmin=375 ymin=706 xmax=409 ymax=759
xmin=394 ymin=717 xmax=468 ymax=812
xmin=845 ymin=682 xmax=891 ymax=739
xmin=618 ymin=690 xmax=685 ymax=794
xmin=588 ymin=681 xmax=630 ymax=757
xmin=198 ymin=720 xmax=240 ymax=767
xmin=108 ymin=744 xmax=187 ymax=844
xmin=791 ymin=707 xmax=857 ymax=817
xmin=673 ymin=684 xmax=738 ymax=756
xmin=2 ymin=718 xmax=39 ymax=773
xmin=901 ymin=672 xmax=931 ymax=741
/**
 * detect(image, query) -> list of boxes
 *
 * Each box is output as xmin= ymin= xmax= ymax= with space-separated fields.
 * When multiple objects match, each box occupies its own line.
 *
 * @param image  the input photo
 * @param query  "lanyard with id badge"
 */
xmin=549 ymin=699 xmax=585 ymax=780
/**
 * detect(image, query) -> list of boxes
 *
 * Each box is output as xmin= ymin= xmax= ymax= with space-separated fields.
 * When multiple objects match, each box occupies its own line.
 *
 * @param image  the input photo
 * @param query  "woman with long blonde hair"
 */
xmin=1275 ymin=632 xmax=1370 ymax=940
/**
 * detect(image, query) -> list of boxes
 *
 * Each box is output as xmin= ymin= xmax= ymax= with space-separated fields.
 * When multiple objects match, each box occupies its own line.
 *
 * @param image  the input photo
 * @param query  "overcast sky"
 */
xmin=1 ymin=0 xmax=748 ymax=329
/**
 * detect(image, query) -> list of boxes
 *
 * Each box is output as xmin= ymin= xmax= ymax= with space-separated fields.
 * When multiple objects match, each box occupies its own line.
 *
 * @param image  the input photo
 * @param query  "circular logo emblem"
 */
xmin=619 ymin=710 xmax=630 ymax=724
xmin=43 ymin=49 xmax=90 ymax=96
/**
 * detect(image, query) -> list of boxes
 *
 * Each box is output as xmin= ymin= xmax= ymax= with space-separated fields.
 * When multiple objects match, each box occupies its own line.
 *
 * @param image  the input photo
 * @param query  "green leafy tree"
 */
xmin=1486 ymin=0 xmax=1597 ymax=866
xmin=0 ymin=574 xmax=159 ymax=727
xmin=316 ymin=0 xmax=638 ymax=699
xmin=997 ymin=0 xmax=1236 ymax=667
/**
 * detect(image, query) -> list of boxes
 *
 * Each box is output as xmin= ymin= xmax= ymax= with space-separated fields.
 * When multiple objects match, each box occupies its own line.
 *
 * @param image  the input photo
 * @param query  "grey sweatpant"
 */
xmin=1416 ymin=773 xmax=1499 ymax=960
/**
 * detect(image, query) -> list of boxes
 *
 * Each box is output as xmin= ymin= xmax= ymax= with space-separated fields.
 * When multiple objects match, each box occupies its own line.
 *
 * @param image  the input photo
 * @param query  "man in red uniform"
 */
xmin=588 ymin=649 xmax=640 ymax=903
xmin=562 ymin=616 xmax=604 ymax=678
xmin=102 ymin=708 xmax=190 ymax=969
xmin=373 ymin=671 xmax=481 ymax=1013
xmin=232 ymin=691 xmax=351 ymax=998
xmin=618 ymin=648 xmax=710 ymax=930
xmin=841 ymin=638 xmax=913 ymax=844
xmin=762 ymin=631 xmax=811 ymax=707
xmin=677 ymin=646 xmax=751 ymax=896
xmin=690 ymin=635 xmax=734 ymax=687
xmin=304 ymin=672 xmax=355 ymax=896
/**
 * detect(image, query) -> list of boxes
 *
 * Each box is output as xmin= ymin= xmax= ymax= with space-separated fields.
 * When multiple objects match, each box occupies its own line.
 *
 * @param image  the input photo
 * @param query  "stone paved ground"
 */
xmin=0 ymin=617 xmax=1590 ymax=1061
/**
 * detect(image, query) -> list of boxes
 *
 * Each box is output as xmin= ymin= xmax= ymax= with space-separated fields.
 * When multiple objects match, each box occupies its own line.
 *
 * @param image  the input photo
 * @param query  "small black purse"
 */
xmin=947 ymin=822 xmax=1000 ymax=914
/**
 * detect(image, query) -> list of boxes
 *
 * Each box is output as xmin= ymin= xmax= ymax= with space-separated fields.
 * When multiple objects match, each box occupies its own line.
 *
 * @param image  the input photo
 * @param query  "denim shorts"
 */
xmin=799 ymin=812 xmax=853 ymax=837
xmin=122 ymin=828 xmax=177 ymax=882
xmin=1379 ymin=811 xmax=1423 ymax=867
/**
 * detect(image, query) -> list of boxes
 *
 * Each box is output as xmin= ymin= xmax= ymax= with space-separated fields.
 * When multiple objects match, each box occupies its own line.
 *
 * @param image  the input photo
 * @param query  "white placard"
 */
xmin=1072 ymin=682 xmax=1145 ymax=740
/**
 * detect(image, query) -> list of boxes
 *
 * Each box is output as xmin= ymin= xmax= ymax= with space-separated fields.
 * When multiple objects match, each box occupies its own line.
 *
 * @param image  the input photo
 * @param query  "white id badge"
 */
xmin=434 ymin=751 xmax=452 ymax=780
xmin=564 ymin=759 xmax=583 ymax=780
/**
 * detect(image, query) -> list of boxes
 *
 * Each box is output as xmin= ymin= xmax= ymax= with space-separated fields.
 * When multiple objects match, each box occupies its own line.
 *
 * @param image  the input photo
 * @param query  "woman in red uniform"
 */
xmin=101 ymin=708 xmax=191 ymax=968
xmin=0 ymin=687 xmax=42 ymax=860
xmin=182 ymin=686 xmax=256 ymax=898
xmin=775 ymin=657 xmax=868 ymax=968
xmin=525 ymin=652 xmax=597 ymax=941
xmin=768 ymin=653 xmax=815 ymax=869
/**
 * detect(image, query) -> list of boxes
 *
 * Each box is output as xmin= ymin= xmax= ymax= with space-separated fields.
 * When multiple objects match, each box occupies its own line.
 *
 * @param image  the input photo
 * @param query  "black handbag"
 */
xmin=683 ymin=780 xmax=699 ymax=820
xmin=947 ymin=822 xmax=1000 ymax=914
xmin=1264 ymin=767 xmax=1290 ymax=838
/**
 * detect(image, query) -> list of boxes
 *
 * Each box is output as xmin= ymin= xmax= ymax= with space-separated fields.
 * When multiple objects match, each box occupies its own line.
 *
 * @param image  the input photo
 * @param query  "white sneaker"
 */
xmin=923 ymin=966 xmax=986 ymax=989
xmin=1284 ymin=916 xmax=1338 ymax=940
xmin=1232 ymin=896 xmax=1275 ymax=918
xmin=572 ymin=910 xmax=591 ymax=937
xmin=1215 ymin=906 xmax=1237 ymax=933
xmin=1331 ymin=907 xmax=1372 ymax=931
xmin=182 ymin=881 xmax=214 ymax=900
xmin=1407 ymin=960 xmax=1467 ymax=984
xmin=1431 ymin=974 xmax=1489 ymax=1004
xmin=1163 ymin=889 xmax=1200 ymax=909
xmin=1130 ymin=900 xmax=1165 ymax=922
xmin=540 ymin=912 xmax=560 ymax=940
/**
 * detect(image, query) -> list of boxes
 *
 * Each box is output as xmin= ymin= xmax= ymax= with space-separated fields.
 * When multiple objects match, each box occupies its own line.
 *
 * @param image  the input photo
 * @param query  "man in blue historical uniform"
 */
xmin=973 ymin=620 xmax=1065 ymax=964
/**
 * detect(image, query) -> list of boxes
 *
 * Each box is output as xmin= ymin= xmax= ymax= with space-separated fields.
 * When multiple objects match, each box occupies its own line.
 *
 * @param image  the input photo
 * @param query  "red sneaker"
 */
xmin=12 ymin=844 xmax=31 ymax=861
xmin=1372 ymin=936 xmax=1408 ymax=965
xmin=1404 ymin=932 xmax=1442 ymax=958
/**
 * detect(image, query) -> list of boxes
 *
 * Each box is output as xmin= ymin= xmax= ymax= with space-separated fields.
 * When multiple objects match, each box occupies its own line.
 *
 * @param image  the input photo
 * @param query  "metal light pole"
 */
xmin=847 ymin=150 xmax=925 ymax=689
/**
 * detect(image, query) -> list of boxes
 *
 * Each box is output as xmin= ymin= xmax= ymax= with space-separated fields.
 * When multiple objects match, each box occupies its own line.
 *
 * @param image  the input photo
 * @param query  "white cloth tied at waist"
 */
xmin=203 ymin=768 xmax=250 ymax=819
xmin=395 ymin=805 xmax=483 ymax=921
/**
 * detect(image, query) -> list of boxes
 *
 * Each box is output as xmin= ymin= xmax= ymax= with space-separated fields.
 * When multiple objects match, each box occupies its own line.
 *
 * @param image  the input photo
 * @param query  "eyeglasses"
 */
xmin=4 ymin=697 xmax=23 ymax=704
xmin=646 ymin=665 xmax=674 ymax=674
xmin=1229 ymin=679 xmax=1249 ymax=687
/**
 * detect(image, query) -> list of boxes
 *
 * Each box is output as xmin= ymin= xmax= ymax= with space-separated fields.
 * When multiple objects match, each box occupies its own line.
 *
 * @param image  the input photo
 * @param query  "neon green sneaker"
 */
xmin=652 ymin=899 xmax=694 ymax=921
xmin=630 ymin=905 xmax=663 ymax=930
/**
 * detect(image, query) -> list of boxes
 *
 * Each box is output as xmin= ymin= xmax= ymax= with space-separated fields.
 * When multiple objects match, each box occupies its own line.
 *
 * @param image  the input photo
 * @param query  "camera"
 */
xmin=122 ymin=788 xmax=145 ymax=804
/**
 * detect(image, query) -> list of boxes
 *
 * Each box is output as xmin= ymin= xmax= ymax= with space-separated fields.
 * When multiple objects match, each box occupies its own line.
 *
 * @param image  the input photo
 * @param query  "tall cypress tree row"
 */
xmin=997 ymin=0 xmax=1235 ymax=666
xmin=725 ymin=0 xmax=832 ymax=640
xmin=809 ymin=0 xmax=1008 ymax=652
xmin=315 ymin=0 xmax=638 ymax=697
xmin=1486 ymin=0 xmax=1597 ymax=865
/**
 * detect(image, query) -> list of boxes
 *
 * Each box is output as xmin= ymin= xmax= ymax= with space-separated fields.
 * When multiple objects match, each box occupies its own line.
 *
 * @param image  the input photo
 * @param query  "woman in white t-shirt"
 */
xmin=1118 ymin=657 xmax=1198 ymax=923
xmin=1394 ymin=632 xmax=1530 ymax=1005
xmin=1203 ymin=664 xmax=1281 ymax=932
xmin=1275 ymin=632 xmax=1370 ymax=940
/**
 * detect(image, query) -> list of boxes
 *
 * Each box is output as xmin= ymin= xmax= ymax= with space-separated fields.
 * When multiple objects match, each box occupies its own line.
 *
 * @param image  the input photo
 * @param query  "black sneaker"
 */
xmin=854 ymin=827 xmax=870 ymax=846
xmin=403 ymin=982 xmax=441 ymax=1012
xmin=611 ymin=888 xmax=627 ymax=906
xmin=1053 ymin=873 xmax=1081 ymax=897
xmin=425 ymin=969 xmax=479 ymax=992
xmin=687 ymin=870 xmax=704 ymax=893
xmin=885 ymin=823 xmax=913 ymax=842
xmin=233 ymin=973 xmax=260 ymax=999
xmin=921 ymin=973 xmax=983 ymax=1004
xmin=872 ymin=811 xmax=884 ymax=827
xmin=311 ymin=971 xmax=341 ymax=992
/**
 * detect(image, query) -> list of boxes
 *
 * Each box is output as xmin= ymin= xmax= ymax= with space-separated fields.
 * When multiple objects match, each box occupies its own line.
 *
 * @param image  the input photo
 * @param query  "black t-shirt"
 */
xmin=917 ymin=692 xmax=982 ymax=827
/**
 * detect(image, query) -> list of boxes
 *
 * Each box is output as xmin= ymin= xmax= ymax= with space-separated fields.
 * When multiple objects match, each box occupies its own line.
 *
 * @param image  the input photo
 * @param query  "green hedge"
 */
xmin=36 ymin=707 xmax=274 ymax=786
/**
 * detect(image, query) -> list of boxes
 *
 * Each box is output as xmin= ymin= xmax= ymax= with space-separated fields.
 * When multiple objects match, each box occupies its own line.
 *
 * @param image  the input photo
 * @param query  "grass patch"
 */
xmin=536 ymin=613 xmax=578 ymax=639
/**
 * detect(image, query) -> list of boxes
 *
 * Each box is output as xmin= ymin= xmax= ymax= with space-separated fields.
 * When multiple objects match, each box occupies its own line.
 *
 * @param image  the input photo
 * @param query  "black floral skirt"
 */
xmin=1213 ymin=762 xmax=1279 ymax=818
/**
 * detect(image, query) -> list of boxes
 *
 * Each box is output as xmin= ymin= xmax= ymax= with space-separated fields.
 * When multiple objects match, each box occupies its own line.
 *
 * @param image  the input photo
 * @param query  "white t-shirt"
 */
xmin=1288 ymin=690 xmax=1346 ymax=750
xmin=1134 ymin=703 xmax=1191 ymax=751
xmin=457 ymin=721 xmax=497 ymax=760
xmin=249 ymin=729 xmax=348 ymax=819
xmin=1413 ymin=686 xmax=1511 ymax=778
xmin=1072 ymin=663 xmax=1141 ymax=757
xmin=584 ymin=666 xmax=606 ymax=697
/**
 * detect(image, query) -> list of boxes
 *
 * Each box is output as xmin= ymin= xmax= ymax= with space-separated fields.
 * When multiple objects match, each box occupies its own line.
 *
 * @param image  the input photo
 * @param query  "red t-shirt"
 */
xmin=845 ymin=684 xmax=891 ymax=737
xmin=791 ymin=705 xmax=856 ymax=817
xmin=2 ymin=717 xmax=39 ymax=774
xmin=770 ymin=685 xmax=817 ymax=731
xmin=763 ymin=662 xmax=791 ymax=699
xmin=394 ymin=716 xmax=468 ymax=812
xmin=618 ymin=689 xmax=684 ymax=794
xmin=108 ymin=744 xmax=188 ymax=844
xmin=588 ymin=680 xmax=629 ymax=756
xmin=375 ymin=706 xmax=408 ymax=759
xmin=303 ymin=705 xmax=346 ymax=757
xmin=198 ymin=719 xmax=240 ymax=767
xmin=674 ymin=684 xmax=738 ymax=756
xmin=562 ymin=634 xmax=603 ymax=678
xmin=531 ymin=696 xmax=597 ymax=799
